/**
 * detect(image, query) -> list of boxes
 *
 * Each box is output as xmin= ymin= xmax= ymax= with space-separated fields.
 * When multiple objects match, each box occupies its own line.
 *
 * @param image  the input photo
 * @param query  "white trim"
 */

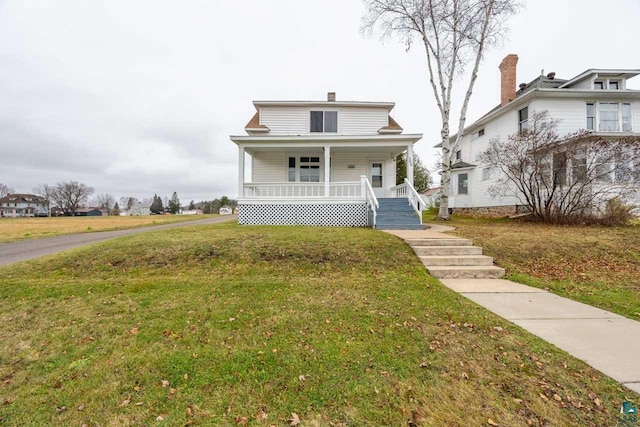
xmin=238 ymin=198 xmax=365 ymax=205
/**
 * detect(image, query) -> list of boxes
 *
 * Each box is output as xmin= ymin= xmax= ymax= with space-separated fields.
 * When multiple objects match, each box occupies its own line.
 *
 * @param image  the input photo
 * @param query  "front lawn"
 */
xmin=0 ymin=224 xmax=636 ymax=425
xmin=428 ymin=215 xmax=640 ymax=321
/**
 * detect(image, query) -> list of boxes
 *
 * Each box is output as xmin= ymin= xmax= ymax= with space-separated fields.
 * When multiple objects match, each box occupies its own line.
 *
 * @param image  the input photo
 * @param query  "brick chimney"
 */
xmin=499 ymin=54 xmax=518 ymax=106
xmin=327 ymin=92 xmax=336 ymax=102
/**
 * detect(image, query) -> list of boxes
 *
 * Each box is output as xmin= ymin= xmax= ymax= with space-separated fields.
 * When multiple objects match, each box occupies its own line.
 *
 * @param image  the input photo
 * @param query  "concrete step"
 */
xmin=406 ymin=238 xmax=473 ymax=247
xmin=425 ymin=265 xmax=506 ymax=279
xmin=419 ymin=255 xmax=494 ymax=266
xmin=412 ymin=246 xmax=483 ymax=256
xmin=375 ymin=224 xmax=427 ymax=230
xmin=377 ymin=217 xmax=421 ymax=224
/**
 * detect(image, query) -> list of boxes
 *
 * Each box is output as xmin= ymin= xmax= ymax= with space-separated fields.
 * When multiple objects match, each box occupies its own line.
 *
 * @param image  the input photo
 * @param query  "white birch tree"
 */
xmin=362 ymin=0 xmax=520 ymax=219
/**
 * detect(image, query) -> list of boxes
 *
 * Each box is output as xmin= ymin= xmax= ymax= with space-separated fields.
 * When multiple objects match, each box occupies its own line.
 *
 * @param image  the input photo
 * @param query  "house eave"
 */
xmin=558 ymin=69 xmax=640 ymax=88
xmin=253 ymin=100 xmax=396 ymax=110
xmin=231 ymin=133 xmax=423 ymax=144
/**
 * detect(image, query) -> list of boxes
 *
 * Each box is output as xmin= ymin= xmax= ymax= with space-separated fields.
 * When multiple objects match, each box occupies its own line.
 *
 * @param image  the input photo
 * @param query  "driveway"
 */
xmin=0 ymin=215 xmax=237 ymax=268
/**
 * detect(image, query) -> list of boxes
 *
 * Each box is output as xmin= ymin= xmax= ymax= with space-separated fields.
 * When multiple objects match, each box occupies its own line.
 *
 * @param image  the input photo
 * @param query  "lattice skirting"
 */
xmin=238 ymin=203 xmax=369 ymax=227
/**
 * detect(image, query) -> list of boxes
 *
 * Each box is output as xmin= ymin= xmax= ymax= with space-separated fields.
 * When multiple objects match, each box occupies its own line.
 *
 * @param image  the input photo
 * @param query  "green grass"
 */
xmin=425 ymin=214 xmax=640 ymax=321
xmin=1 ymin=223 xmax=637 ymax=425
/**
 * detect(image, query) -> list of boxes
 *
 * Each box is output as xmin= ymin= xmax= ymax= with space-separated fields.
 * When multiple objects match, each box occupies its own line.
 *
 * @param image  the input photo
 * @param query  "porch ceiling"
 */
xmin=244 ymin=144 xmax=408 ymax=157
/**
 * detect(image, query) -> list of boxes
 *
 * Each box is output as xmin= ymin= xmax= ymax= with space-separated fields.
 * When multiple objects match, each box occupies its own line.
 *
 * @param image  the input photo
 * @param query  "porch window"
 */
xmin=457 ymin=173 xmax=468 ymax=195
xmin=288 ymin=157 xmax=296 ymax=182
xmin=310 ymin=111 xmax=338 ymax=133
xmin=286 ymin=156 xmax=322 ymax=182
xmin=553 ymin=152 xmax=567 ymax=186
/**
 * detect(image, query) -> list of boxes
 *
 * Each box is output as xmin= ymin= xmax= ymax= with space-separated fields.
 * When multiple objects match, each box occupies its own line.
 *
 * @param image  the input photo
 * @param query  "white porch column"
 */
xmin=238 ymin=145 xmax=245 ymax=198
xmin=406 ymin=143 xmax=414 ymax=187
xmin=324 ymin=145 xmax=330 ymax=197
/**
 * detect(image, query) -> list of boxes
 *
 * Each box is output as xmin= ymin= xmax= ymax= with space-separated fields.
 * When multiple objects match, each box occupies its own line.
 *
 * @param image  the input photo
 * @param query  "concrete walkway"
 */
xmin=385 ymin=225 xmax=640 ymax=395
xmin=0 ymin=215 xmax=237 ymax=268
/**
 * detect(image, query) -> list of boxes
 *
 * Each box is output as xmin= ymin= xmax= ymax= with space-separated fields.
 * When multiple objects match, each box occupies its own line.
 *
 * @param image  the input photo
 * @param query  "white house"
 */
xmin=230 ymin=92 xmax=424 ymax=228
xmin=444 ymin=54 xmax=640 ymax=215
xmin=219 ymin=205 xmax=233 ymax=215
xmin=120 ymin=202 xmax=151 ymax=216
xmin=0 ymin=193 xmax=48 ymax=217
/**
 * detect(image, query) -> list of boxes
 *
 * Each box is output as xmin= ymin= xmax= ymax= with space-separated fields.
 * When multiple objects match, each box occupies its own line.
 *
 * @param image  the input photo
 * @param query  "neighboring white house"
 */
xmin=443 ymin=54 xmax=640 ymax=215
xmin=230 ymin=92 xmax=423 ymax=227
xmin=219 ymin=205 xmax=233 ymax=215
xmin=421 ymin=187 xmax=441 ymax=208
xmin=0 ymin=193 xmax=48 ymax=217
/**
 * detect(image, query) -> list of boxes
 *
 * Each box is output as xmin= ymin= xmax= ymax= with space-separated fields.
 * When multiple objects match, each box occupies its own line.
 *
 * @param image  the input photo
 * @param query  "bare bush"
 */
xmin=478 ymin=111 xmax=640 ymax=224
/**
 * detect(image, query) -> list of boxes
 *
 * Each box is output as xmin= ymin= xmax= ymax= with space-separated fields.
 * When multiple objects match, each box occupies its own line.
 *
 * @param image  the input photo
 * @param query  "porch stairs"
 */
xmin=375 ymin=198 xmax=426 ymax=230
xmin=406 ymin=237 xmax=505 ymax=279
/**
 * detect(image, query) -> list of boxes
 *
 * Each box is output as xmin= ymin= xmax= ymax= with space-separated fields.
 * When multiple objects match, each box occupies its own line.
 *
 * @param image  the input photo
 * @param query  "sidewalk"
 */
xmin=385 ymin=225 xmax=640 ymax=394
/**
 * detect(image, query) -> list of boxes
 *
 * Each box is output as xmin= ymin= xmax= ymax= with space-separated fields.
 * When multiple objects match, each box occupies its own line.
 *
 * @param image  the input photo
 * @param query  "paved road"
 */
xmin=0 ymin=215 xmax=237 ymax=268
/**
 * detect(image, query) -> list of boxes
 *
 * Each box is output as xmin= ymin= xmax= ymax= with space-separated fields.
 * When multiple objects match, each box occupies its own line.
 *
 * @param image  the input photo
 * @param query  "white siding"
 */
xmin=259 ymin=107 xmax=307 ymax=135
xmin=332 ymin=153 xmax=368 ymax=182
xmin=259 ymin=106 xmax=389 ymax=135
xmin=339 ymin=107 xmax=388 ymax=135
xmin=252 ymin=152 xmax=286 ymax=182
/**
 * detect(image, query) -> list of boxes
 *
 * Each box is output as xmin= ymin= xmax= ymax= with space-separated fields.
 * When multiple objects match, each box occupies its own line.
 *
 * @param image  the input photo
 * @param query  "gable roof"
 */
xmin=0 ymin=193 xmax=46 ymax=204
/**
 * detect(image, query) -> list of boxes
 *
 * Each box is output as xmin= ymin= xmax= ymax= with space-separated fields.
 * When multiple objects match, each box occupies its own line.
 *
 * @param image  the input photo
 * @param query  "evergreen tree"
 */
xmin=150 ymin=194 xmax=164 ymax=214
xmin=396 ymin=153 xmax=432 ymax=193
xmin=111 ymin=202 xmax=120 ymax=216
xmin=188 ymin=200 xmax=196 ymax=210
xmin=219 ymin=196 xmax=230 ymax=207
xmin=168 ymin=192 xmax=181 ymax=214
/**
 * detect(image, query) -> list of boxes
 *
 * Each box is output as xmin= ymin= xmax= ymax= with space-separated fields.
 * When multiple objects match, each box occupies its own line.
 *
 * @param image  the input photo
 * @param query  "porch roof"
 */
xmin=230 ymin=133 xmax=422 ymax=145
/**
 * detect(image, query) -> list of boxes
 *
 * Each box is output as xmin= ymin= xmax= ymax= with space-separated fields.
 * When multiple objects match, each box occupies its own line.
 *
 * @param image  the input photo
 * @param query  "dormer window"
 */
xmin=594 ymin=81 xmax=604 ymax=90
xmin=310 ymin=111 xmax=337 ymax=133
xmin=609 ymin=81 xmax=620 ymax=90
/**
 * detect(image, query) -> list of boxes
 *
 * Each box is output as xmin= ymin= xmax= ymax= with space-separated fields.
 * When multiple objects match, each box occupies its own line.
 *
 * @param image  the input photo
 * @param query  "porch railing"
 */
xmin=361 ymin=175 xmax=378 ymax=228
xmin=391 ymin=178 xmax=424 ymax=223
xmin=243 ymin=182 xmax=361 ymax=198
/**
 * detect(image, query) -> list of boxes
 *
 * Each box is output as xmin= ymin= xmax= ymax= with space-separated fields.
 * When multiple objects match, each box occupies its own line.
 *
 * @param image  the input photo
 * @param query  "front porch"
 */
xmin=232 ymin=134 xmax=424 ymax=227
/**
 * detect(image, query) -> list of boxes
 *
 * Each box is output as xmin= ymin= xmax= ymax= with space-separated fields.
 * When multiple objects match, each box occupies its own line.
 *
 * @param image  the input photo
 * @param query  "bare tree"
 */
xmin=362 ymin=0 xmax=520 ymax=219
xmin=119 ymin=196 xmax=138 ymax=211
xmin=478 ymin=111 xmax=640 ymax=223
xmin=94 ymin=193 xmax=116 ymax=215
xmin=0 ymin=183 xmax=15 ymax=198
xmin=32 ymin=183 xmax=55 ymax=217
xmin=51 ymin=181 xmax=95 ymax=215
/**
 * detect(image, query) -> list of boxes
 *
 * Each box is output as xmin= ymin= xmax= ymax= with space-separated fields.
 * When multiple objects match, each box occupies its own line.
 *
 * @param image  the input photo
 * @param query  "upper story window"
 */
xmin=310 ymin=111 xmax=337 ymax=133
xmin=588 ymin=102 xmax=632 ymax=132
xmin=594 ymin=79 xmax=622 ymax=90
xmin=472 ymin=128 xmax=485 ymax=140
xmin=455 ymin=150 xmax=462 ymax=161
xmin=518 ymin=107 xmax=529 ymax=132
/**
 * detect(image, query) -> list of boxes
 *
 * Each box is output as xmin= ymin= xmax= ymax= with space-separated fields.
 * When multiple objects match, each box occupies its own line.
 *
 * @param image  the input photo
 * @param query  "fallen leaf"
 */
xmin=487 ymin=418 xmax=499 ymax=426
xmin=184 ymin=374 xmax=189 ymax=381
xmin=186 ymin=405 xmax=194 ymax=417
xmin=298 ymin=375 xmax=306 ymax=382
xmin=119 ymin=396 xmax=131 ymax=407
xmin=169 ymin=388 xmax=177 ymax=395
xmin=56 ymin=406 xmax=67 ymax=413
xmin=289 ymin=413 xmax=300 ymax=426
xmin=135 ymin=402 xmax=144 ymax=406
xmin=256 ymin=408 xmax=268 ymax=422
xmin=161 ymin=380 xmax=170 ymax=388
xmin=462 ymin=372 xmax=469 ymax=380
xmin=539 ymin=393 xmax=549 ymax=401
xmin=131 ymin=328 xmax=139 ymax=335
xmin=553 ymin=394 xmax=562 ymax=402
xmin=77 ymin=404 xmax=85 ymax=411
xmin=493 ymin=326 xmax=503 ymax=333
xmin=234 ymin=416 xmax=248 ymax=425
xmin=156 ymin=413 xmax=167 ymax=421
xmin=594 ymin=398 xmax=601 ymax=407
xmin=513 ymin=398 xmax=523 ymax=404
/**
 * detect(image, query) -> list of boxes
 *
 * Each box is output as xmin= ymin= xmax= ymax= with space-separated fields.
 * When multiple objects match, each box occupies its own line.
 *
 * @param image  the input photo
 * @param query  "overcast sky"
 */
xmin=1 ymin=0 xmax=639 ymax=203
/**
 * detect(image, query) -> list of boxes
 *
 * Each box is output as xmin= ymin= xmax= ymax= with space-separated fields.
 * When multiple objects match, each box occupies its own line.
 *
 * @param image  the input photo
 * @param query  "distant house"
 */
xmin=182 ymin=209 xmax=203 ymax=215
xmin=120 ymin=202 xmax=151 ymax=216
xmin=0 ymin=193 xmax=48 ymax=217
xmin=219 ymin=205 xmax=233 ymax=215
xmin=50 ymin=207 xmax=65 ymax=217
xmin=421 ymin=187 xmax=441 ymax=208
xmin=74 ymin=208 xmax=103 ymax=216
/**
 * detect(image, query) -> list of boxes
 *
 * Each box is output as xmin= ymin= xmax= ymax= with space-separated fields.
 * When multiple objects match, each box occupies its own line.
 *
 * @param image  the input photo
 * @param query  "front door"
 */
xmin=369 ymin=161 xmax=385 ymax=198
